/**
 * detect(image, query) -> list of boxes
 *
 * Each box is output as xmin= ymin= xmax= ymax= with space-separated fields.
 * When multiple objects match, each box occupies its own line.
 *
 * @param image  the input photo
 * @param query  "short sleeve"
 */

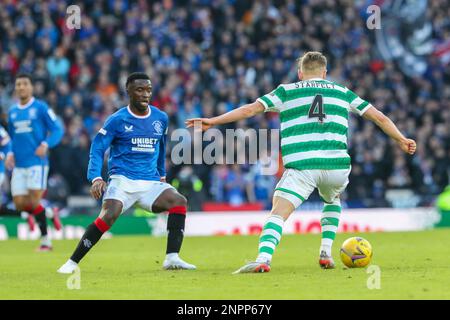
xmin=257 ymin=85 xmax=286 ymax=113
xmin=347 ymin=89 xmax=372 ymax=116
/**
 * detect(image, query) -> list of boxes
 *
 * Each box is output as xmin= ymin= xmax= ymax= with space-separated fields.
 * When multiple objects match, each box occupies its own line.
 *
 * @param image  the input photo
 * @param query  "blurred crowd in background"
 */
xmin=0 ymin=0 xmax=449 ymax=211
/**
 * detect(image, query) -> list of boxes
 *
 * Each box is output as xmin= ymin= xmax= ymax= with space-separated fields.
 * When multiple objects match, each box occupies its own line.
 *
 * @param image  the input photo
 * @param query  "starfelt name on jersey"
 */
xmin=295 ymin=81 xmax=335 ymax=89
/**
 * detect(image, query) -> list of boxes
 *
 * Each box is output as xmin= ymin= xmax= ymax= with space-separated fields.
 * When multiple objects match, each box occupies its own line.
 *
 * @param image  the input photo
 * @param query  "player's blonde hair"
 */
xmin=297 ymin=51 xmax=327 ymax=74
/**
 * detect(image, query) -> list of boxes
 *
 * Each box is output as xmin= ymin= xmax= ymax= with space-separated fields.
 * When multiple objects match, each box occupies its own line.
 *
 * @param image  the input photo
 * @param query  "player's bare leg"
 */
xmin=97 ymin=199 xmax=123 ymax=226
xmin=57 ymin=199 xmax=122 ymax=274
xmin=152 ymin=189 xmax=196 ymax=270
xmin=233 ymin=196 xmax=295 ymax=274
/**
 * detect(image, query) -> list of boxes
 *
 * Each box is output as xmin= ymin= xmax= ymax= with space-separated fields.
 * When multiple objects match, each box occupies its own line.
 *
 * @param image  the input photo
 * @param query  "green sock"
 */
xmin=256 ymin=215 xmax=284 ymax=263
xmin=320 ymin=199 xmax=341 ymax=256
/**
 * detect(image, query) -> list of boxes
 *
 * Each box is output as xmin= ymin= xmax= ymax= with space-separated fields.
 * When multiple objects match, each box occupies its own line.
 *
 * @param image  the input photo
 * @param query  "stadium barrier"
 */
xmin=0 ymin=208 xmax=442 ymax=240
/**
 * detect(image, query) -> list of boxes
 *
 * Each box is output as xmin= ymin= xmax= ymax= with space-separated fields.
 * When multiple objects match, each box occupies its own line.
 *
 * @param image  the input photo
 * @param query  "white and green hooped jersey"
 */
xmin=257 ymin=78 xmax=372 ymax=171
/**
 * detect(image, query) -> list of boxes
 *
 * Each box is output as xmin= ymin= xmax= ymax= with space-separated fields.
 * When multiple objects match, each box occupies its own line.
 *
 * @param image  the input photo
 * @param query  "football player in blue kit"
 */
xmin=58 ymin=72 xmax=196 ymax=273
xmin=5 ymin=73 xmax=64 ymax=251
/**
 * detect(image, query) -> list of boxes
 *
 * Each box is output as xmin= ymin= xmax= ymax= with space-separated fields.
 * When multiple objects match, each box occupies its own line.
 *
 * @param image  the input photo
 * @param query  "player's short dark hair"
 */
xmin=126 ymin=72 xmax=151 ymax=87
xmin=15 ymin=72 xmax=33 ymax=84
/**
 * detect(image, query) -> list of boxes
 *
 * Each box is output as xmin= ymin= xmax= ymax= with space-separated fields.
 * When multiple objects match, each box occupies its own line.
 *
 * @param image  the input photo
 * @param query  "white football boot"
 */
xmin=232 ymin=261 xmax=271 ymax=274
xmin=57 ymin=259 xmax=78 ymax=274
xmin=163 ymin=253 xmax=196 ymax=270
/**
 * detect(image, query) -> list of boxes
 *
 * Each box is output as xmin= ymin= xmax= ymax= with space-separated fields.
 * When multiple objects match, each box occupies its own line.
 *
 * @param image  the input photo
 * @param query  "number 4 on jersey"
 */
xmin=308 ymin=94 xmax=325 ymax=122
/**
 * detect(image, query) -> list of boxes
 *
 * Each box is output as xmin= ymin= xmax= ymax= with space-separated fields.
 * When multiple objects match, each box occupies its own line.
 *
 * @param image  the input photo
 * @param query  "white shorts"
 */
xmin=273 ymin=168 xmax=350 ymax=208
xmin=11 ymin=165 xmax=49 ymax=196
xmin=0 ymin=173 xmax=4 ymax=186
xmin=103 ymin=175 xmax=175 ymax=213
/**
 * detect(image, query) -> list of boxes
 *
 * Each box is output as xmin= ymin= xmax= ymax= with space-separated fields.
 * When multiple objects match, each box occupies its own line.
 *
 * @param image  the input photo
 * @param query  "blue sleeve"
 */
xmin=0 ymin=126 xmax=11 ymax=158
xmin=157 ymin=115 xmax=168 ymax=178
xmin=41 ymin=104 xmax=64 ymax=148
xmin=87 ymin=116 xmax=116 ymax=182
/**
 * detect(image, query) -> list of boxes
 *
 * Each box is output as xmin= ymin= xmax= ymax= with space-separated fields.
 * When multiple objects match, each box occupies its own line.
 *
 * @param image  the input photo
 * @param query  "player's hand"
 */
xmin=35 ymin=142 xmax=49 ymax=158
xmin=5 ymin=153 xmax=15 ymax=170
xmin=398 ymin=138 xmax=416 ymax=155
xmin=160 ymin=177 xmax=166 ymax=183
xmin=185 ymin=118 xmax=215 ymax=131
xmin=90 ymin=179 xmax=107 ymax=200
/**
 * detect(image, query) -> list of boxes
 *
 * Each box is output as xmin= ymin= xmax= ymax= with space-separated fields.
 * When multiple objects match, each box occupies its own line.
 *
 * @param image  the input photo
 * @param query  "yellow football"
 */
xmin=340 ymin=237 xmax=373 ymax=268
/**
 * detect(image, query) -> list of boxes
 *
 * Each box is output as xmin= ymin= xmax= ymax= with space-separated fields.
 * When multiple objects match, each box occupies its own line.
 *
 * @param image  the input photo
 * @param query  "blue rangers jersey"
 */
xmin=87 ymin=105 xmax=169 ymax=182
xmin=8 ymin=97 xmax=64 ymax=168
xmin=0 ymin=126 xmax=12 ymax=173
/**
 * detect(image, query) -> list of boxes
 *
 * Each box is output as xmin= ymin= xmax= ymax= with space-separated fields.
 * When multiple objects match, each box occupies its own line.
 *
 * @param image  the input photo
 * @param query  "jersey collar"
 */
xmin=18 ymin=96 xmax=35 ymax=109
xmin=304 ymin=78 xmax=326 ymax=81
xmin=127 ymin=105 xmax=151 ymax=119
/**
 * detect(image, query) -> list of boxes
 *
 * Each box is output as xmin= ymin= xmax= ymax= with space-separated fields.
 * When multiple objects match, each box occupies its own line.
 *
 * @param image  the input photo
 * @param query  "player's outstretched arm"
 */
xmin=185 ymin=101 xmax=265 ymax=131
xmin=363 ymin=106 xmax=416 ymax=155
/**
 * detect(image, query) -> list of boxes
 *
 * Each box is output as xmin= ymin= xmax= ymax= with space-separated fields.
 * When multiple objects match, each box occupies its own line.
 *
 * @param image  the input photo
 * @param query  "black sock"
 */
xmin=33 ymin=207 xmax=48 ymax=237
xmin=166 ymin=213 xmax=186 ymax=254
xmin=70 ymin=221 xmax=106 ymax=263
xmin=0 ymin=206 xmax=22 ymax=216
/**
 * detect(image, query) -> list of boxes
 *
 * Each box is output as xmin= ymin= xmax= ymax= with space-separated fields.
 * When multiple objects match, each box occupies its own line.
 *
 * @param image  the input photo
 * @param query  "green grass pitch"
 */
xmin=1 ymin=229 xmax=449 ymax=299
